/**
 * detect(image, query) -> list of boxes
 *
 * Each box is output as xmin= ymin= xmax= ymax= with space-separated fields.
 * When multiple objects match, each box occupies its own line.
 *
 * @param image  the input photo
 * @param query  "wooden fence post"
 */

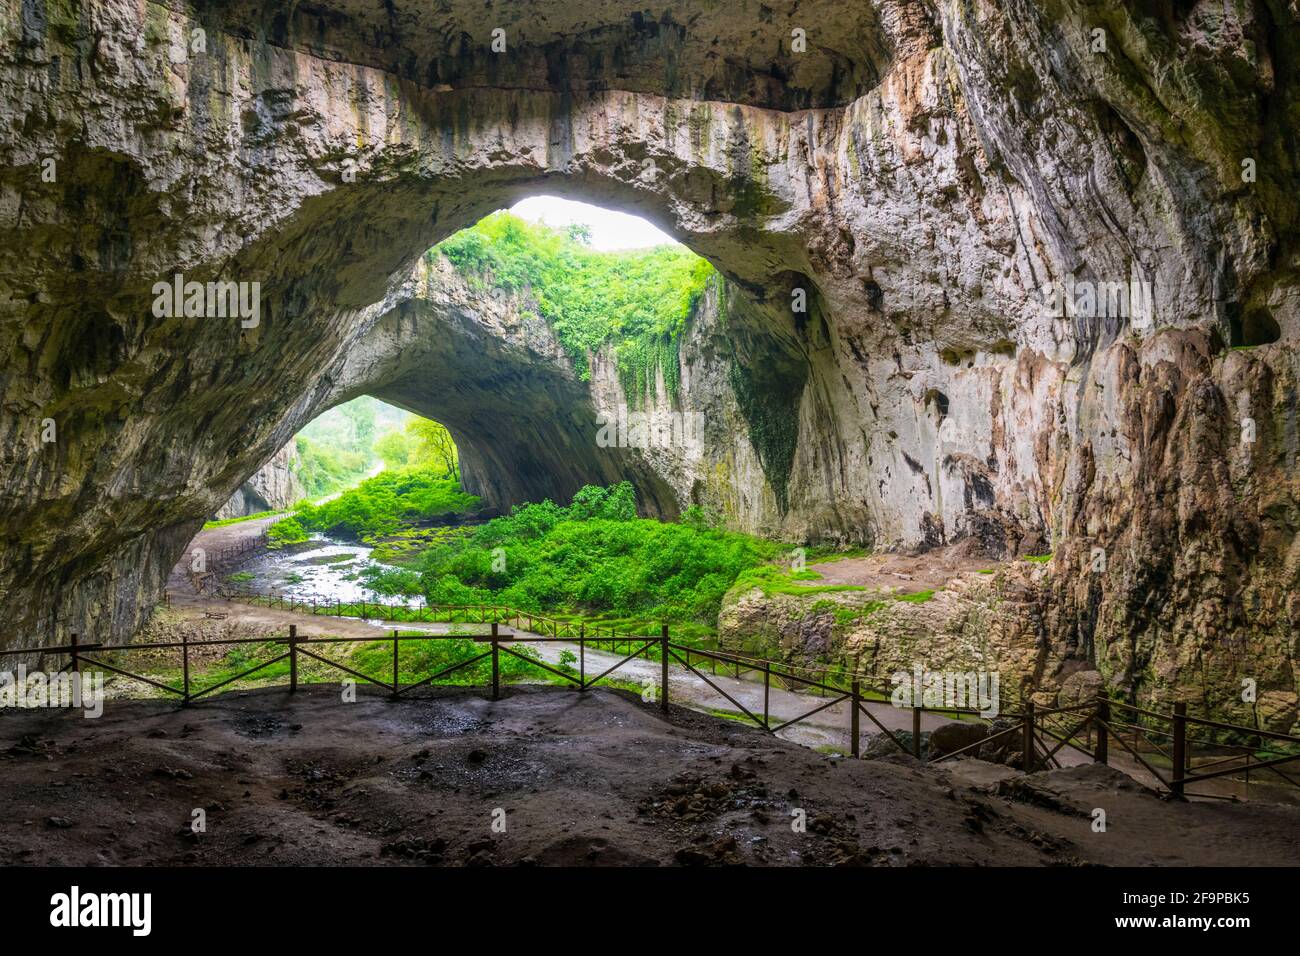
xmin=579 ymin=623 xmax=586 ymax=690
xmin=182 ymin=630 xmax=190 ymax=703
xmin=1022 ymin=700 xmax=1036 ymax=772
xmin=391 ymin=628 xmax=400 ymax=697
xmin=69 ymin=632 xmax=79 ymax=676
xmin=851 ymin=680 xmax=861 ymax=758
xmin=660 ymin=625 xmax=669 ymax=713
xmin=491 ymin=622 xmax=500 ymax=701
xmin=1172 ymin=702 xmax=1187 ymax=798
xmin=288 ymin=624 xmax=298 ymax=692
xmin=763 ymin=662 xmax=771 ymax=729
xmin=912 ymin=706 xmax=922 ymax=759
xmin=1095 ymin=697 xmax=1109 ymax=765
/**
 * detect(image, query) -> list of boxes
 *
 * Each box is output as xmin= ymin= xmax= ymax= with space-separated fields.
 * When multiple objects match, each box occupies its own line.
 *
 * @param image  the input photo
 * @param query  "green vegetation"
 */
xmin=809 ymin=598 xmax=887 ymax=626
xmin=368 ymin=526 xmax=474 ymax=565
xmin=294 ymin=397 xmax=391 ymax=497
xmin=1024 ymin=553 xmax=1053 ymax=564
xmin=123 ymin=630 xmax=546 ymax=698
xmin=294 ymin=469 xmax=480 ymax=541
xmin=203 ymin=509 xmax=284 ymax=529
xmin=351 ymin=634 xmax=539 ymax=686
xmin=227 ymin=571 xmax=255 ymax=583
xmin=374 ymin=418 xmax=460 ymax=479
xmin=267 ymin=517 xmax=309 ymax=549
xmin=433 ymin=212 xmax=714 ymax=403
xmin=896 ymin=589 xmax=935 ymax=602
xmin=360 ymin=482 xmax=784 ymax=627
xmin=728 ymin=564 xmax=867 ymax=598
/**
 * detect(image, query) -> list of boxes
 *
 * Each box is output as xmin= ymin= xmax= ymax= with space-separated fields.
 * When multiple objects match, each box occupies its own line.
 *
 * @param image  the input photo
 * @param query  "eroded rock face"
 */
xmin=213 ymin=440 xmax=303 ymax=519
xmin=325 ymin=255 xmax=684 ymax=516
xmin=0 ymin=1 xmax=1296 ymax=724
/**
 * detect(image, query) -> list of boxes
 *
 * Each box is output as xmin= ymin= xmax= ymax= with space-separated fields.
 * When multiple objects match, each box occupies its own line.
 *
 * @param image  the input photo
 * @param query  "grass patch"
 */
xmin=294 ymin=469 xmax=480 ymax=541
xmin=729 ymin=565 xmax=867 ymax=598
xmin=361 ymin=482 xmax=785 ymax=628
xmin=203 ymin=510 xmax=284 ymax=529
xmin=708 ymin=708 xmax=756 ymax=724
xmin=118 ymin=630 xmax=556 ymax=698
xmin=301 ymin=553 xmax=356 ymax=566
xmin=267 ymin=517 xmax=309 ymax=548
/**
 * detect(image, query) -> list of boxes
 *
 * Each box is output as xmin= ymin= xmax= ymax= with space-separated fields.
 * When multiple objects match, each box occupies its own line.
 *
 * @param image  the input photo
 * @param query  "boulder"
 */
xmin=928 ymin=721 xmax=989 ymax=759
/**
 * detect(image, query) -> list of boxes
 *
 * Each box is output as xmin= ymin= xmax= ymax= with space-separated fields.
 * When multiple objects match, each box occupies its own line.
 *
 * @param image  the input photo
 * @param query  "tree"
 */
xmin=566 ymin=222 xmax=593 ymax=245
xmin=407 ymin=418 xmax=459 ymax=479
xmin=374 ymin=429 xmax=410 ymax=470
xmin=341 ymin=399 xmax=376 ymax=452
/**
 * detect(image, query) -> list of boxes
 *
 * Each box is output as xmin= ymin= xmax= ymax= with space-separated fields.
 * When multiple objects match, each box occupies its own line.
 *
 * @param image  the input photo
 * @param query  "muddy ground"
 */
xmin=2 ymin=684 xmax=1297 ymax=867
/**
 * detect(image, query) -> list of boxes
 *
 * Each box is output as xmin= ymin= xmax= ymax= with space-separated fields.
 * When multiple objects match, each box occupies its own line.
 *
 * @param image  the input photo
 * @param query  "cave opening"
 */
xmin=1229 ymin=307 xmax=1282 ymax=347
xmin=214 ymin=395 xmax=462 ymax=522
xmin=351 ymin=193 xmax=725 ymax=520
xmin=225 ymin=194 xmax=723 ymax=536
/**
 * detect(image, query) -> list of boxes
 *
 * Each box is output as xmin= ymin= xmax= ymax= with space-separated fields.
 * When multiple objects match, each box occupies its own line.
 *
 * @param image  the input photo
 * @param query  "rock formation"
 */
xmin=0 ymin=1 xmax=1296 ymax=724
xmin=212 ymin=440 xmax=304 ymax=519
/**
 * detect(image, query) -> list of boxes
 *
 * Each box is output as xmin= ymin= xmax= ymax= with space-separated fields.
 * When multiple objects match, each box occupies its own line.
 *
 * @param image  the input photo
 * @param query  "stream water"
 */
xmin=237 ymin=534 xmax=427 ymax=607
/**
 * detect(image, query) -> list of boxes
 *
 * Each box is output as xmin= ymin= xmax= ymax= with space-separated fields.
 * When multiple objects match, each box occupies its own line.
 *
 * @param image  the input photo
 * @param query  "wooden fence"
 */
xmin=12 ymin=580 xmax=1299 ymax=800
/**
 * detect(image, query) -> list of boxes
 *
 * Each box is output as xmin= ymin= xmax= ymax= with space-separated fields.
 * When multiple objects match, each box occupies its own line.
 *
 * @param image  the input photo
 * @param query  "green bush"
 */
xmin=360 ymin=482 xmax=782 ymax=625
xmin=294 ymin=469 xmax=480 ymax=541
xmin=267 ymin=517 xmax=309 ymax=548
xmin=433 ymin=212 xmax=714 ymax=402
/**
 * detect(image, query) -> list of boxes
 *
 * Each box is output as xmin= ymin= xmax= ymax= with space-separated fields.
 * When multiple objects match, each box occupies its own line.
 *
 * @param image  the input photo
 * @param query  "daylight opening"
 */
xmin=209 ymin=197 xmax=762 ymax=630
xmin=431 ymin=196 xmax=714 ymax=400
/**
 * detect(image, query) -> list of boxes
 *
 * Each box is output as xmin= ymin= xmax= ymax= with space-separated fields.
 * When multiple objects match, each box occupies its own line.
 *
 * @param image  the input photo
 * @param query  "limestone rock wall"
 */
xmin=212 ymin=440 xmax=304 ymax=519
xmin=0 ymin=0 xmax=1295 ymax=721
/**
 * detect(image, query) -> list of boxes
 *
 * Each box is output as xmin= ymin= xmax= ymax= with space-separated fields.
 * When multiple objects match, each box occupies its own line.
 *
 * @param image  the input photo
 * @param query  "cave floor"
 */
xmin=805 ymin=539 xmax=1006 ymax=593
xmin=1 ymin=684 xmax=1297 ymax=867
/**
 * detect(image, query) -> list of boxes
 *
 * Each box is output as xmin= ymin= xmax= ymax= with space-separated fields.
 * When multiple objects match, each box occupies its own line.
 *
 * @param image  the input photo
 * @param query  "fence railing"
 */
xmin=11 ymin=593 xmax=1299 ymax=800
xmin=2 ymin=619 xmax=1016 ymax=762
xmin=206 ymin=583 xmax=899 ymax=696
xmin=204 ymin=586 xmax=1300 ymax=797
xmin=187 ymin=535 xmax=267 ymax=579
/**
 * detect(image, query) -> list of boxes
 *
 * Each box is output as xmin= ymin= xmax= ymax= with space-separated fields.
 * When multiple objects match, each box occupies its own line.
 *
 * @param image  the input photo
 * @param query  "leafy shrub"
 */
xmin=433 ymin=212 xmax=714 ymax=402
xmin=267 ymin=517 xmax=309 ymax=548
xmin=360 ymin=482 xmax=782 ymax=625
xmin=294 ymin=469 xmax=480 ymax=541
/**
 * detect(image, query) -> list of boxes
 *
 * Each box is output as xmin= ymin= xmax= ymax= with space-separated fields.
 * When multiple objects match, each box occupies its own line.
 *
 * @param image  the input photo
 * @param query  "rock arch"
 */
xmin=0 ymin=0 xmax=1297 ymax=730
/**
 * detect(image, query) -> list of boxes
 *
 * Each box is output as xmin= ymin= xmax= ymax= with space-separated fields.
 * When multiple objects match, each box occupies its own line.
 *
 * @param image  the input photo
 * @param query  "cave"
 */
xmin=0 ymin=1 xmax=1298 ymax=878
xmin=1231 ymin=307 xmax=1283 ymax=347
